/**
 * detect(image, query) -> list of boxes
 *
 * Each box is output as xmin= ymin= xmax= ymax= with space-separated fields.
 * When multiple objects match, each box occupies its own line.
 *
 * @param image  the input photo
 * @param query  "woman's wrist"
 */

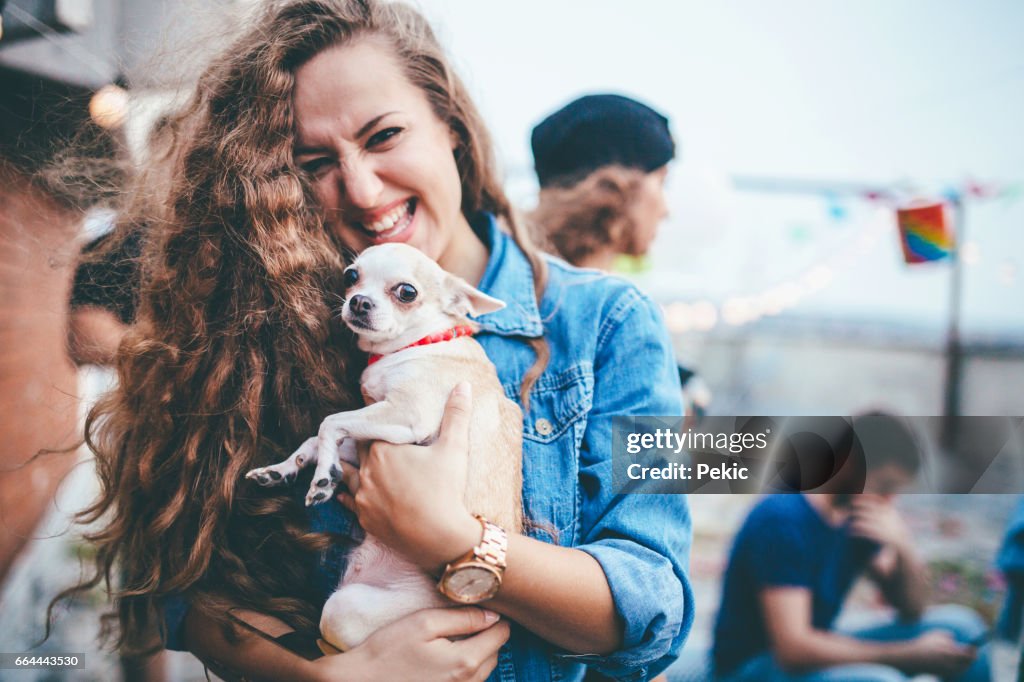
xmin=420 ymin=512 xmax=483 ymax=576
xmin=305 ymin=657 xmax=330 ymax=682
xmin=309 ymin=651 xmax=361 ymax=682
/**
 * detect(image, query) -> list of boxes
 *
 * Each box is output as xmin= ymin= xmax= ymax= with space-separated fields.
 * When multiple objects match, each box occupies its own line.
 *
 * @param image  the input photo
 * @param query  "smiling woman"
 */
xmin=56 ymin=2 xmax=694 ymax=681
xmin=292 ymin=36 xmax=486 ymax=284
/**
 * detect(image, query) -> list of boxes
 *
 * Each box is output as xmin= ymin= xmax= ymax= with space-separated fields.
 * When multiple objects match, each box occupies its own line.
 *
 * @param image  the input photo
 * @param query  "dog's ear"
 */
xmin=443 ymin=275 xmax=506 ymax=317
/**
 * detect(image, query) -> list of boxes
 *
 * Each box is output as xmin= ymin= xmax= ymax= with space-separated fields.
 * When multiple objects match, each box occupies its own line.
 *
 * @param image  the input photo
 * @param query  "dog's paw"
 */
xmin=245 ymin=466 xmax=293 ymax=487
xmin=304 ymin=464 xmax=343 ymax=506
xmin=304 ymin=484 xmax=334 ymax=506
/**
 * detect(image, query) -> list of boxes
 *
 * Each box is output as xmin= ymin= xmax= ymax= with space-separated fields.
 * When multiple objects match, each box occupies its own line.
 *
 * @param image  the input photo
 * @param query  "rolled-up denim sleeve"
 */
xmin=570 ymin=287 xmax=694 ymax=681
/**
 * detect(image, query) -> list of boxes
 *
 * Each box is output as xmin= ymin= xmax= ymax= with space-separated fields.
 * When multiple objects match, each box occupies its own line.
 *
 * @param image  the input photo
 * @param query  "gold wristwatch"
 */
xmin=437 ymin=515 xmax=508 ymax=604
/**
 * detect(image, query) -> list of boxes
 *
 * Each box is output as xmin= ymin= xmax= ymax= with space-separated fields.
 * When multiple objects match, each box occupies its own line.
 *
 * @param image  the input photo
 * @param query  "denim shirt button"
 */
xmin=535 ymin=418 xmax=553 ymax=436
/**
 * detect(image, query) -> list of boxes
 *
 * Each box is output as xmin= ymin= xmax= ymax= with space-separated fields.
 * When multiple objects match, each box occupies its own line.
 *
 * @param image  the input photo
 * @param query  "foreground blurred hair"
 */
xmin=53 ymin=0 xmax=547 ymax=653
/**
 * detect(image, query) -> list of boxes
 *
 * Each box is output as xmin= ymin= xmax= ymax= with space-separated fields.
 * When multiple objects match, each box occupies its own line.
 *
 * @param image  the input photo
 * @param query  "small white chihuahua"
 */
xmin=245 ymin=243 xmax=523 ymax=651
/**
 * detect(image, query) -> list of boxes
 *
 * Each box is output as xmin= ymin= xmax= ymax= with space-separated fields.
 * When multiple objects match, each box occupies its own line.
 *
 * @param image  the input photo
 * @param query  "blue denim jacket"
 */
xmin=165 ymin=213 xmax=694 ymax=681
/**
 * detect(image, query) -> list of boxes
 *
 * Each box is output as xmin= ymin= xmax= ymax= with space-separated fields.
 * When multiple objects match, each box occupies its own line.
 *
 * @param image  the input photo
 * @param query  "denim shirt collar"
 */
xmin=471 ymin=212 xmax=544 ymax=338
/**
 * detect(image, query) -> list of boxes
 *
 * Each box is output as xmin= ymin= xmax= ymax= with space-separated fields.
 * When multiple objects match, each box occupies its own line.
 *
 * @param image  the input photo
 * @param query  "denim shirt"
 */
xmin=165 ymin=213 xmax=694 ymax=681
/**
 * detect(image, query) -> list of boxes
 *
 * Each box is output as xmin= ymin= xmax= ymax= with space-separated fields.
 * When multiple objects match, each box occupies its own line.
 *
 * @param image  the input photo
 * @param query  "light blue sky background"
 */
xmin=415 ymin=0 xmax=1024 ymax=334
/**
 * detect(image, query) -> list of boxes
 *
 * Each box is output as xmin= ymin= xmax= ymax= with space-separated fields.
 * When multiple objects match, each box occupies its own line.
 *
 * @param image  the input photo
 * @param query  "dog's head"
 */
xmin=341 ymin=243 xmax=505 ymax=353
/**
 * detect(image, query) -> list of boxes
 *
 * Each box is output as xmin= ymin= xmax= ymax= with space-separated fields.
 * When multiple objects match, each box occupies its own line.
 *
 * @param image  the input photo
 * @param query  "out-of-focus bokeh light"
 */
xmin=962 ymin=241 xmax=981 ymax=267
xmin=89 ymin=84 xmax=129 ymax=130
xmin=664 ymin=302 xmax=692 ymax=334
xmin=690 ymin=300 xmax=719 ymax=331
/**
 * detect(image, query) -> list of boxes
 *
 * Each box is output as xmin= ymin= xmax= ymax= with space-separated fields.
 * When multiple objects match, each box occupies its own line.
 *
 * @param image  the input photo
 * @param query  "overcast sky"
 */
xmin=413 ymin=0 xmax=1024 ymax=334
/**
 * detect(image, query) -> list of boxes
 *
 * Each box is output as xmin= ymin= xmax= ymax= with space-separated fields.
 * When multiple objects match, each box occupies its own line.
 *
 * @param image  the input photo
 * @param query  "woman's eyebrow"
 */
xmin=355 ymin=111 xmax=398 ymax=138
xmin=295 ymin=112 xmax=400 ymax=155
xmin=294 ymin=143 xmax=329 ymax=156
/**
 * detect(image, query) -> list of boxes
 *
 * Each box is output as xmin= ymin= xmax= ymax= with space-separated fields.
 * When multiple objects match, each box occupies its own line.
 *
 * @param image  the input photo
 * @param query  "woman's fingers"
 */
xmin=417 ymin=607 xmax=500 ymax=640
xmin=472 ymin=652 xmax=501 ymax=682
xmin=338 ymin=460 xmax=360 ymax=493
xmin=355 ymin=439 xmax=372 ymax=465
xmin=437 ymin=382 xmax=473 ymax=452
xmin=349 ymin=607 xmax=506 ymax=682
xmin=458 ymin=617 xmax=510 ymax=650
xmin=335 ymin=461 xmax=361 ymax=511
xmin=454 ymin=618 xmax=510 ymax=679
xmin=336 ymin=491 xmax=355 ymax=512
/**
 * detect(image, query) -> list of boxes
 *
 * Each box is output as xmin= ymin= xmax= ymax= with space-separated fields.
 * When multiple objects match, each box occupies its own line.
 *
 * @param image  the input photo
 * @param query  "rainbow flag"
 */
xmin=896 ymin=203 xmax=955 ymax=264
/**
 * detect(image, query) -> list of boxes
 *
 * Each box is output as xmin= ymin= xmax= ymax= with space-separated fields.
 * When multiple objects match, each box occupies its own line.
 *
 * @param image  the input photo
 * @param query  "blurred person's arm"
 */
xmin=68 ymin=307 xmax=127 ymax=366
xmin=183 ymin=607 xmax=318 ymax=681
xmin=851 ymin=497 xmax=929 ymax=621
xmin=183 ymin=603 xmax=508 ymax=682
xmin=865 ymin=543 xmax=929 ymax=622
xmin=761 ymin=587 xmax=974 ymax=677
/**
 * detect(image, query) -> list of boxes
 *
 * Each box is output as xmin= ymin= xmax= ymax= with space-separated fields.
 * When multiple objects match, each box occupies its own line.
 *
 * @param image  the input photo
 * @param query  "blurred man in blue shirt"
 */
xmin=713 ymin=416 xmax=990 ymax=682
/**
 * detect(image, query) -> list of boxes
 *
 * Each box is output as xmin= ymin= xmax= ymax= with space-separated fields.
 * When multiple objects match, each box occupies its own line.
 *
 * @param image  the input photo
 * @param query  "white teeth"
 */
xmin=365 ymin=203 xmax=409 ymax=233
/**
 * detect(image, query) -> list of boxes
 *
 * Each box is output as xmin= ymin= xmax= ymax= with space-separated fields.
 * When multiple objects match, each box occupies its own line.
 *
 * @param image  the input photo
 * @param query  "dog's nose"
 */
xmin=349 ymin=295 xmax=374 ymax=315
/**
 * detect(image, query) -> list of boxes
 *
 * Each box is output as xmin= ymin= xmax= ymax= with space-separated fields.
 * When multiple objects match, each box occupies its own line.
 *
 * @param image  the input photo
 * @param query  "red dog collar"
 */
xmin=367 ymin=325 xmax=476 ymax=366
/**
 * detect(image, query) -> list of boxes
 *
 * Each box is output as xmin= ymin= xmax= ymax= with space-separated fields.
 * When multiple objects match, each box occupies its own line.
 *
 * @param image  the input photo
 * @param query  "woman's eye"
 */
xmin=343 ymin=269 xmax=359 ymax=288
xmin=300 ymin=158 xmax=334 ymax=176
xmin=394 ymin=283 xmax=417 ymax=303
xmin=367 ymin=127 xmax=404 ymax=149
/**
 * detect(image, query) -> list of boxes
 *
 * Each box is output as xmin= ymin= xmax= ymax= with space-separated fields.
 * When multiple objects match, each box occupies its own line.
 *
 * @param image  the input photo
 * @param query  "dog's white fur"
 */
xmin=245 ymin=243 xmax=523 ymax=650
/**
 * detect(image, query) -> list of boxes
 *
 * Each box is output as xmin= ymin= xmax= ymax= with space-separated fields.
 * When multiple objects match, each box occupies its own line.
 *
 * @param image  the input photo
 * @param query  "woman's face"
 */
xmin=623 ymin=165 xmax=670 ymax=256
xmin=292 ymin=37 xmax=468 ymax=262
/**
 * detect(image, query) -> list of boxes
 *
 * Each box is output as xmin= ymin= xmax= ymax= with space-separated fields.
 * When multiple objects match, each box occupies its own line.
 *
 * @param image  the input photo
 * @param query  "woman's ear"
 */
xmin=443 ymin=275 xmax=506 ymax=317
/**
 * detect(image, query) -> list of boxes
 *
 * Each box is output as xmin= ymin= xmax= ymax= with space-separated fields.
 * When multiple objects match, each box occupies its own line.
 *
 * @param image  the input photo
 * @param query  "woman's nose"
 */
xmin=340 ymin=157 xmax=384 ymax=209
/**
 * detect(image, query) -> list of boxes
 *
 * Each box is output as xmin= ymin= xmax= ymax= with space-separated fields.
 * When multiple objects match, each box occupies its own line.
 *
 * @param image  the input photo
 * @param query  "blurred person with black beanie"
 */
xmin=529 ymin=93 xmax=710 ymax=423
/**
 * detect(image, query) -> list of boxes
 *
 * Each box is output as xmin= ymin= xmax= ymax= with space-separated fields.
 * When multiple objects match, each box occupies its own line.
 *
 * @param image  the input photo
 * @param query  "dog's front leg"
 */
xmin=306 ymin=401 xmax=428 ymax=506
xmin=245 ymin=436 xmax=319 ymax=488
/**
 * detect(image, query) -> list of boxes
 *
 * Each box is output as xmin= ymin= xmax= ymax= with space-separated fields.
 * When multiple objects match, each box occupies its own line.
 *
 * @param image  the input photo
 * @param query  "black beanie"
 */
xmin=531 ymin=93 xmax=675 ymax=188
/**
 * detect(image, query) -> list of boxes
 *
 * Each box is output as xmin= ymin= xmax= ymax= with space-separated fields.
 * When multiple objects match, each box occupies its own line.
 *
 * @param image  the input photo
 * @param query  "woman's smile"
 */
xmin=351 ymin=197 xmax=419 ymax=244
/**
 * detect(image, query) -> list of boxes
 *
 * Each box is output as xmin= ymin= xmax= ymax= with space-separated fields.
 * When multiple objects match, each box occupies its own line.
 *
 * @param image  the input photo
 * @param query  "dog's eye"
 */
xmin=394 ymin=283 xmax=418 ymax=303
xmin=343 ymin=268 xmax=359 ymax=288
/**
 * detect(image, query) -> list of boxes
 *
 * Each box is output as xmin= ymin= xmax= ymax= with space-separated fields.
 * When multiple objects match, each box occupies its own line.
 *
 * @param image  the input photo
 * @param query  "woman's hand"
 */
xmin=311 ymin=607 xmax=509 ymax=682
xmin=338 ymin=382 xmax=481 ymax=573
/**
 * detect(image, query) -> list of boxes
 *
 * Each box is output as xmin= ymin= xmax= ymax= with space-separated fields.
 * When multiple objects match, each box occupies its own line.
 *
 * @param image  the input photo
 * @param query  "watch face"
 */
xmin=446 ymin=565 xmax=499 ymax=603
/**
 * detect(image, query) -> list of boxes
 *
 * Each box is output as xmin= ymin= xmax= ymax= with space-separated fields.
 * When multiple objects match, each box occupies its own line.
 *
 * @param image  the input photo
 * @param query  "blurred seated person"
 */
xmin=529 ymin=93 xmax=709 ymax=422
xmin=711 ymin=414 xmax=990 ymax=682
xmin=68 ymin=227 xmax=141 ymax=365
xmin=68 ymin=110 xmax=173 ymax=366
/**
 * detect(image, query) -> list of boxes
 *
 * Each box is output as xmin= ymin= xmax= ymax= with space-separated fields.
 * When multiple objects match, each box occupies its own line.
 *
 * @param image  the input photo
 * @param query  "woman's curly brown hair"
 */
xmin=53 ymin=0 xmax=549 ymax=654
xmin=530 ymin=165 xmax=647 ymax=266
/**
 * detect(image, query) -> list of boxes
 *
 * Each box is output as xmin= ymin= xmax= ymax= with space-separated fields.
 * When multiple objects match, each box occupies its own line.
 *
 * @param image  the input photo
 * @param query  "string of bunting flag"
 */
xmin=734 ymin=175 xmax=1022 ymax=264
xmin=658 ymin=175 xmax=1021 ymax=333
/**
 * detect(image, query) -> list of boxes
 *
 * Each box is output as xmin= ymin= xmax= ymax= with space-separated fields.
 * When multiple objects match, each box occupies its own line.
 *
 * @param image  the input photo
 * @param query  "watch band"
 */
xmin=472 ymin=515 xmax=508 ymax=569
